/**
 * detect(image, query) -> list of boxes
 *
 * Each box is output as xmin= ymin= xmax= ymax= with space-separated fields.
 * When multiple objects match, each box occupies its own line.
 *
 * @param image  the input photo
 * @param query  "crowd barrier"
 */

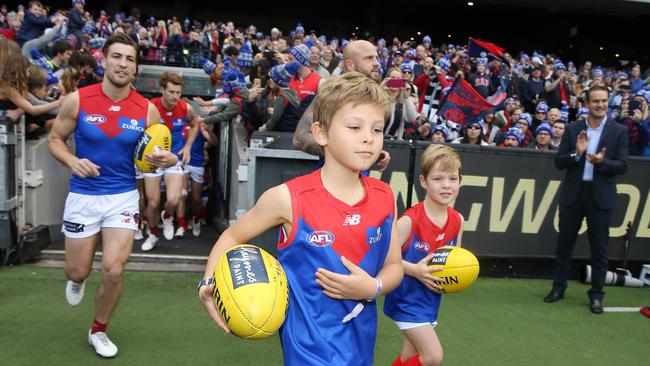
xmin=243 ymin=132 xmax=650 ymax=263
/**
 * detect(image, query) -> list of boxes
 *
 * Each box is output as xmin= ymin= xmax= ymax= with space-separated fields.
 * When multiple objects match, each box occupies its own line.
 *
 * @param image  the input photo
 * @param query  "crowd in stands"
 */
xmin=1 ymin=0 xmax=649 ymax=157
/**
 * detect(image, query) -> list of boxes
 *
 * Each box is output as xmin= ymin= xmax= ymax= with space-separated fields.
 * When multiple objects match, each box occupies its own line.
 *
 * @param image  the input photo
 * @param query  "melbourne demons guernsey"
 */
xmin=71 ymin=84 xmax=148 ymax=195
xmin=151 ymin=97 xmax=187 ymax=155
xmin=384 ymin=203 xmax=462 ymax=324
xmin=278 ymin=170 xmax=395 ymax=366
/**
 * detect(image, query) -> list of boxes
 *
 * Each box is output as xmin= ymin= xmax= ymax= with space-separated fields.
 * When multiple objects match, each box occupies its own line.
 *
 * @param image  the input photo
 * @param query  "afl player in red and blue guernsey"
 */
xmin=199 ymin=73 xmax=404 ymax=365
xmin=48 ymin=34 xmax=178 ymax=358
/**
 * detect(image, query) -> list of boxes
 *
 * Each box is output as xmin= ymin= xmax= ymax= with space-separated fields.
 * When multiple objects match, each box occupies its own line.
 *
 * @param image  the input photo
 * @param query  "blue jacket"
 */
xmin=15 ymin=12 xmax=54 ymax=45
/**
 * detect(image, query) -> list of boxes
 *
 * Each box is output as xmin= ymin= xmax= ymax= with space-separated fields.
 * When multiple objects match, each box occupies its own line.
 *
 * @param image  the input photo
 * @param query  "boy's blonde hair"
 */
xmin=421 ymin=144 xmax=462 ymax=178
xmin=312 ymin=72 xmax=391 ymax=131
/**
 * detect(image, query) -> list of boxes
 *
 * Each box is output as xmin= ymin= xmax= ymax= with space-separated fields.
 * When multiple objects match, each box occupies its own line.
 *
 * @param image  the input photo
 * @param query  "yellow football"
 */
xmin=428 ymin=246 xmax=480 ymax=293
xmin=133 ymin=124 xmax=171 ymax=173
xmin=213 ymin=244 xmax=289 ymax=340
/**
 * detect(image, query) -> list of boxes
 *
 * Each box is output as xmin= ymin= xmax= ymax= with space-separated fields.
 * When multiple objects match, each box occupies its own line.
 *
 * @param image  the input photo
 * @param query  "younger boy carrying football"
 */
xmin=384 ymin=144 xmax=465 ymax=366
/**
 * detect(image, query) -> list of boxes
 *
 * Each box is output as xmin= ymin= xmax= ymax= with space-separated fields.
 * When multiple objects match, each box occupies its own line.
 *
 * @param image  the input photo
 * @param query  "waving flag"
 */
xmin=468 ymin=37 xmax=506 ymax=62
xmin=437 ymin=77 xmax=504 ymax=127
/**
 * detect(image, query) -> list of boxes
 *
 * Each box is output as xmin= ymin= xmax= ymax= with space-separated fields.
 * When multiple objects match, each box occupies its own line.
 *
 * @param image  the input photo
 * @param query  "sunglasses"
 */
xmin=468 ymin=125 xmax=481 ymax=130
xmin=536 ymin=111 xmax=547 ymax=114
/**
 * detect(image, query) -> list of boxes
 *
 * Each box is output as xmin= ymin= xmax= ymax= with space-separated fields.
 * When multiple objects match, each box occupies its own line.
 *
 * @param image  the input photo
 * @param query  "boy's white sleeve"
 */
xmin=211 ymin=97 xmax=231 ymax=107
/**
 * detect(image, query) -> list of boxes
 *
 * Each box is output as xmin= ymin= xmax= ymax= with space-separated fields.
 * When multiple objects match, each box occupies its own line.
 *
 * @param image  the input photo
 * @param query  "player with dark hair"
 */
xmin=48 ymin=33 xmax=177 ymax=357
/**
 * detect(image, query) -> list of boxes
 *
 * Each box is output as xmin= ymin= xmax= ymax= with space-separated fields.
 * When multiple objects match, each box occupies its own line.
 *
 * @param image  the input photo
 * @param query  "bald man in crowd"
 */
xmin=292 ymin=40 xmax=389 ymax=170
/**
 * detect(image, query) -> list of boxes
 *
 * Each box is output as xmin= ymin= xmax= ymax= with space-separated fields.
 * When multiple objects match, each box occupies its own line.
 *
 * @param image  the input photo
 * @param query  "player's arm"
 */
xmin=315 ymin=203 xmax=404 ymax=301
xmin=47 ymin=91 xmax=100 ymax=177
xmin=144 ymin=101 xmax=178 ymax=168
xmin=198 ymin=184 xmax=292 ymax=333
xmin=398 ymin=215 xmax=443 ymax=293
xmin=179 ymin=104 xmax=199 ymax=164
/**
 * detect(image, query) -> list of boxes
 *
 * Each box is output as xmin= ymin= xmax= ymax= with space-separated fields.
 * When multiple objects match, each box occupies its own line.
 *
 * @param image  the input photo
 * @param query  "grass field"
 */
xmin=1 ymin=265 xmax=648 ymax=365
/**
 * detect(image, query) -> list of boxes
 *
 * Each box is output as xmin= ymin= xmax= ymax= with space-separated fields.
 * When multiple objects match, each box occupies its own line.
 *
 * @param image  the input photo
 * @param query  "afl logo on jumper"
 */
xmin=84 ymin=114 xmax=106 ymax=125
xmin=414 ymin=241 xmax=431 ymax=252
xmin=306 ymin=230 xmax=335 ymax=247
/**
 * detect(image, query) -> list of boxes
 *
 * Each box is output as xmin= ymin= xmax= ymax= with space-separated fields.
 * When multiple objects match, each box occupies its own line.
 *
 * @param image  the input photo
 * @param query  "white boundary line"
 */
xmin=602 ymin=307 xmax=642 ymax=312
xmin=40 ymin=249 xmax=208 ymax=261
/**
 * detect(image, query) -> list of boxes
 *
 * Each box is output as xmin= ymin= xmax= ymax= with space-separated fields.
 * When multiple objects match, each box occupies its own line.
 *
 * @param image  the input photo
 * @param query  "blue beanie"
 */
xmin=536 ymin=102 xmax=549 ymax=113
xmin=535 ymin=123 xmax=553 ymax=137
xmin=401 ymin=63 xmax=413 ymax=73
xmin=423 ymin=35 xmax=431 ymax=44
xmin=304 ymin=38 xmax=316 ymax=49
xmin=46 ymin=72 xmax=59 ymax=86
xmin=433 ymin=125 xmax=449 ymax=141
xmin=289 ymin=44 xmax=311 ymax=66
xmin=634 ymin=90 xmax=650 ymax=105
xmin=436 ymin=57 xmax=451 ymax=72
xmin=577 ymin=107 xmax=589 ymax=119
xmin=295 ymin=23 xmax=305 ymax=34
xmin=554 ymin=59 xmax=566 ymax=71
xmin=200 ymin=57 xmax=217 ymax=74
xmin=505 ymin=127 xmax=523 ymax=144
xmin=560 ymin=106 xmax=569 ymax=122
xmin=477 ymin=57 xmax=488 ymax=66
xmin=517 ymin=113 xmax=532 ymax=127
xmin=222 ymin=69 xmax=241 ymax=94
xmin=593 ymin=67 xmax=604 ymax=77
xmin=237 ymin=45 xmax=253 ymax=69
xmin=270 ymin=61 xmax=301 ymax=87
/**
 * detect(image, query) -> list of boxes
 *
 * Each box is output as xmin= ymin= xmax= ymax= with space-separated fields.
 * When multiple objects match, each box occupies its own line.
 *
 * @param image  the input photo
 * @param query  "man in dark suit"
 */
xmin=544 ymin=85 xmax=629 ymax=314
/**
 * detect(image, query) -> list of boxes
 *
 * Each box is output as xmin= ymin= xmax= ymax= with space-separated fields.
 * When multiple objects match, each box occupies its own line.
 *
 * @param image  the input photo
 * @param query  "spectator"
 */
xmin=623 ymin=91 xmax=650 ymax=156
xmin=319 ymin=46 xmax=338 ymax=75
xmin=452 ymin=120 xmax=489 ymax=146
xmin=547 ymin=108 xmax=561 ymax=125
xmin=50 ymin=40 xmax=73 ymax=75
xmin=0 ymin=53 xmax=62 ymax=116
xmin=288 ymin=44 xmax=324 ymax=103
xmin=413 ymin=57 xmax=452 ymax=123
xmin=500 ymin=127 xmax=523 ymax=148
xmin=551 ymin=119 xmax=566 ymax=148
xmin=308 ymin=45 xmax=330 ymax=79
xmin=258 ymin=61 xmax=301 ymax=132
xmin=165 ymin=22 xmax=185 ymax=65
xmin=381 ymin=67 xmax=419 ymax=140
xmin=60 ymin=66 xmax=80 ymax=94
xmin=468 ymin=58 xmax=493 ymax=98
xmin=544 ymin=59 xmax=572 ymax=108
xmin=68 ymin=0 xmax=87 ymax=49
xmin=0 ymin=14 xmax=22 ymax=41
xmin=431 ymin=124 xmax=449 ymax=143
xmin=531 ymin=102 xmax=549 ymax=128
xmin=630 ymin=64 xmax=645 ymax=93
xmin=523 ymin=65 xmax=545 ymax=112
xmin=16 ymin=1 xmax=66 ymax=56
xmin=529 ymin=123 xmax=556 ymax=151
xmin=513 ymin=113 xmax=533 ymax=147
xmin=25 ymin=65 xmax=57 ymax=139
xmin=494 ymin=97 xmax=520 ymax=132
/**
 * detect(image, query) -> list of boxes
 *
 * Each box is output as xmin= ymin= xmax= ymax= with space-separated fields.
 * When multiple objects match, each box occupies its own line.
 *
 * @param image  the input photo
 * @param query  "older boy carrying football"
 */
xmin=48 ymin=34 xmax=177 ymax=358
xmin=384 ymin=144 xmax=465 ymax=366
xmin=199 ymin=73 xmax=403 ymax=365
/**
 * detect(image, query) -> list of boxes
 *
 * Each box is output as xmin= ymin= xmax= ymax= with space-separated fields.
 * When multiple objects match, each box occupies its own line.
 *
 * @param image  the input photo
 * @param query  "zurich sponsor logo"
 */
xmin=173 ymin=118 xmax=185 ymax=126
xmin=84 ymin=114 xmax=106 ymax=124
xmin=368 ymin=226 xmax=383 ymax=245
xmin=414 ymin=241 xmax=430 ymax=252
xmin=306 ymin=230 xmax=335 ymax=247
xmin=120 ymin=118 xmax=145 ymax=132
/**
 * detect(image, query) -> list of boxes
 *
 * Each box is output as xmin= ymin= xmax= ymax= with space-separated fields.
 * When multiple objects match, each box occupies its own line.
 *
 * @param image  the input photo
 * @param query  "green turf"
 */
xmin=0 ymin=266 xmax=648 ymax=365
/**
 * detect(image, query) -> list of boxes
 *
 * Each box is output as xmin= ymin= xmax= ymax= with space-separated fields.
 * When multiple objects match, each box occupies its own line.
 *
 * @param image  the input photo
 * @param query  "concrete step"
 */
xmin=35 ymin=250 xmax=208 ymax=272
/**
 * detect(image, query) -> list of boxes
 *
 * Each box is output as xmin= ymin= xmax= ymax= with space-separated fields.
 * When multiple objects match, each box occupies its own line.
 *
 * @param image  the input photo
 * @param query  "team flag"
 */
xmin=437 ymin=77 xmax=506 ymax=127
xmin=468 ymin=37 xmax=506 ymax=62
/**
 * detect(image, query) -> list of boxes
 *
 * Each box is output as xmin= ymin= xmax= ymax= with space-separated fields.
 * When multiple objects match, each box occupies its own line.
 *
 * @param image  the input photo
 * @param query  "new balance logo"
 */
xmin=343 ymin=214 xmax=361 ymax=226
xmin=436 ymin=233 xmax=445 ymax=242
xmin=108 ymin=105 xmax=121 ymax=112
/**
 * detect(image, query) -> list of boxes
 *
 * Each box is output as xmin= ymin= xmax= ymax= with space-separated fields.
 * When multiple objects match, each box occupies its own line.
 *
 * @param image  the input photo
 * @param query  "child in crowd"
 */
xmin=198 ymin=72 xmax=403 ymax=365
xmin=384 ymin=144 xmax=465 ymax=366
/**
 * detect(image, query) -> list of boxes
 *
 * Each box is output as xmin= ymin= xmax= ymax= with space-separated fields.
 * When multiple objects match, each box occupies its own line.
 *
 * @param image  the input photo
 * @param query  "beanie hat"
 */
xmin=295 ymin=23 xmax=305 ymax=34
xmin=535 ymin=102 xmax=549 ymax=113
xmin=423 ymin=35 xmax=431 ymax=44
xmin=535 ymin=123 xmax=553 ymax=137
xmin=505 ymin=127 xmax=523 ymax=144
xmin=592 ymin=67 xmax=604 ymax=77
xmin=433 ymin=124 xmax=449 ymax=141
xmin=236 ymin=45 xmax=253 ymax=68
xmin=560 ymin=106 xmax=569 ymax=122
xmin=401 ymin=63 xmax=413 ymax=74
xmin=634 ymin=90 xmax=650 ymax=105
xmin=222 ymin=69 xmax=241 ymax=94
xmin=46 ymin=72 xmax=59 ymax=86
xmin=289 ymin=44 xmax=311 ymax=66
xmin=200 ymin=56 xmax=217 ymax=74
xmin=577 ymin=107 xmax=589 ymax=119
xmin=377 ymin=38 xmax=386 ymax=47
xmin=504 ymin=97 xmax=518 ymax=106
xmin=318 ymin=35 xmax=326 ymax=44
xmin=270 ymin=61 xmax=301 ymax=87
xmin=304 ymin=38 xmax=316 ymax=49
xmin=477 ymin=57 xmax=488 ymax=66
xmin=517 ymin=113 xmax=532 ymax=127
xmin=554 ymin=59 xmax=566 ymax=71
xmin=436 ymin=57 xmax=451 ymax=72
